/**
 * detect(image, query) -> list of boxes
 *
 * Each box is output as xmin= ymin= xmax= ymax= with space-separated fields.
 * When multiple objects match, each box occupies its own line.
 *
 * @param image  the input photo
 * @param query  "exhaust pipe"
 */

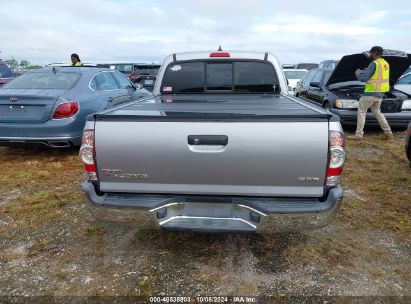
xmin=48 ymin=141 xmax=72 ymax=148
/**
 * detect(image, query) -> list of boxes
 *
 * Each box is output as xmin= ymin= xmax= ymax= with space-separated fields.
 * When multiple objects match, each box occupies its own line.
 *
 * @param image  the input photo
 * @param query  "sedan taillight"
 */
xmin=79 ymin=129 xmax=98 ymax=181
xmin=326 ymin=131 xmax=345 ymax=186
xmin=52 ymin=101 xmax=79 ymax=119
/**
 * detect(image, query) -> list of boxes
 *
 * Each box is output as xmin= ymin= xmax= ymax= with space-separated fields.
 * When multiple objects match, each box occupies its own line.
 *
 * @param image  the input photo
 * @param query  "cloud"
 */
xmin=251 ymin=14 xmax=383 ymax=35
xmin=0 ymin=0 xmax=410 ymax=65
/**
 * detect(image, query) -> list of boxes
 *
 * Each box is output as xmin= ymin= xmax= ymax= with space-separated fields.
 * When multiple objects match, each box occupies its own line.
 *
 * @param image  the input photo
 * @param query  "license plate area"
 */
xmin=0 ymin=105 xmax=46 ymax=121
xmin=151 ymin=202 xmax=262 ymax=232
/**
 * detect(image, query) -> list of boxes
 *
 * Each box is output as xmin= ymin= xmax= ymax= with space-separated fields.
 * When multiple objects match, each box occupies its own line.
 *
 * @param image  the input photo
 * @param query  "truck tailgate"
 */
xmin=95 ymin=120 xmax=329 ymax=197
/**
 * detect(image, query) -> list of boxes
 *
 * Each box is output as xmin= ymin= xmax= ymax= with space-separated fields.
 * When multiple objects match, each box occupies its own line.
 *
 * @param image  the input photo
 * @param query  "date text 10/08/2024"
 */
xmin=149 ymin=296 xmax=258 ymax=303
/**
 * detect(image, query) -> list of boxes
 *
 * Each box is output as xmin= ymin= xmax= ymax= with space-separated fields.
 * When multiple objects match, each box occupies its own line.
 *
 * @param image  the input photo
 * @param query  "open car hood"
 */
xmin=326 ymin=50 xmax=411 ymax=86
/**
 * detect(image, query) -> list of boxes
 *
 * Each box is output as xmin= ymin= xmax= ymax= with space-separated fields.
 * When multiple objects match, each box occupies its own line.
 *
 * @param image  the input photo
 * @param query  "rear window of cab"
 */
xmin=3 ymin=72 xmax=81 ymax=89
xmin=161 ymin=61 xmax=280 ymax=94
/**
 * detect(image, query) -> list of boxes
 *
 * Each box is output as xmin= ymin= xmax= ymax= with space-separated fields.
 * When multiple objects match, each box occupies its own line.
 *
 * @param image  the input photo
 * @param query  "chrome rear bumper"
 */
xmin=82 ymin=182 xmax=343 ymax=232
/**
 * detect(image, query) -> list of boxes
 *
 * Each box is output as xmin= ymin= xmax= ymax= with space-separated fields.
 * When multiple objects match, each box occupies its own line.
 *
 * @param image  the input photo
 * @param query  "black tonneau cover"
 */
xmin=95 ymin=95 xmax=331 ymax=121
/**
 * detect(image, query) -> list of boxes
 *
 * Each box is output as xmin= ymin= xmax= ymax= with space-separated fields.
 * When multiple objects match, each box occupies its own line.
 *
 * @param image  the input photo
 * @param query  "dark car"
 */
xmin=295 ymin=63 xmax=319 ymax=70
xmin=319 ymin=60 xmax=339 ymax=69
xmin=0 ymin=66 xmax=151 ymax=148
xmin=109 ymin=63 xmax=135 ymax=76
xmin=0 ymin=59 xmax=16 ymax=87
xmin=295 ymin=49 xmax=411 ymax=127
xmin=406 ymin=122 xmax=411 ymax=165
xmin=128 ymin=64 xmax=161 ymax=92
xmin=110 ymin=63 xmax=160 ymax=91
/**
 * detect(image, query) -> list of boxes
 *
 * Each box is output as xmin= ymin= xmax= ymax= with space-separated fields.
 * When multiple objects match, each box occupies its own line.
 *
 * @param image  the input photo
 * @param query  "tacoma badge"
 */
xmin=298 ymin=177 xmax=320 ymax=182
xmin=102 ymin=169 xmax=149 ymax=179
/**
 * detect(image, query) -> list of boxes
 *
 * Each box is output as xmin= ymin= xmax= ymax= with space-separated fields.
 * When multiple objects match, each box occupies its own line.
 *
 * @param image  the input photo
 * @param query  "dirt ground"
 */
xmin=0 ymin=130 xmax=410 ymax=302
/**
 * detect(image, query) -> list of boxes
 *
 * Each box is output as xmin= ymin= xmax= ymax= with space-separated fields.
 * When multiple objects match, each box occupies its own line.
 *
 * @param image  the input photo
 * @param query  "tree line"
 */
xmin=4 ymin=58 xmax=43 ymax=70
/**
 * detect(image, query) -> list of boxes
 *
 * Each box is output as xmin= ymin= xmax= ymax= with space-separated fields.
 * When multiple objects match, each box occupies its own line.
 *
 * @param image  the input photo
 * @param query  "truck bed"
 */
xmin=95 ymin=94 xmax=331 ymax=121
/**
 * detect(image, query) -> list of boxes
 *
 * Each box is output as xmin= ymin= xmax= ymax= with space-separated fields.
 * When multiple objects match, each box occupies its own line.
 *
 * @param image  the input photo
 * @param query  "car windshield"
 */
xmin=3 ymin=72 xmax=81 ymax=89
xmin=134 ymin=65 xmax=160 ymax=75
xmin=161 ymin=61 xmax=280 ymax=94
xmin=396 ymin=74 xmax=411 ymax=84
xmin=284 ymin=70 xmax=308 ymax=80
xmin=0 ymin=63 xmax=15 ymax=78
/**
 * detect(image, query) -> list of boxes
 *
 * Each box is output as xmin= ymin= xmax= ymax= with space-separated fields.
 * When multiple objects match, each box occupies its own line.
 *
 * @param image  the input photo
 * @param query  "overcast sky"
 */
xmin=1 ymin=0 xmax=410 ymax=65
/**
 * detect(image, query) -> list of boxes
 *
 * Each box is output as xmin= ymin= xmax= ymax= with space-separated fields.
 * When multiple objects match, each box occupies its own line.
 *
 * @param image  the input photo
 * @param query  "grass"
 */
xmin=2 ymin=190 xmax=78 ymax=227
xmin=0 ymin=147 xmax=83 ymax=228
xmin=341 ymin=131 xmax=411 ymax=235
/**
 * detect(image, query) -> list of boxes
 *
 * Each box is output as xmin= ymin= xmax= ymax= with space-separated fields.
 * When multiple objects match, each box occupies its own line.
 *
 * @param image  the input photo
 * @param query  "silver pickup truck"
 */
xmin=80 ymin=50 xmax=345 ymax=233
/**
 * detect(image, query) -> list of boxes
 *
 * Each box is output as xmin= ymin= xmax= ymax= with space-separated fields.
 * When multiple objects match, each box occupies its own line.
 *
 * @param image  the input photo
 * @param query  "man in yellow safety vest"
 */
xmin=348 ymin=46 xmax=393 ymax=140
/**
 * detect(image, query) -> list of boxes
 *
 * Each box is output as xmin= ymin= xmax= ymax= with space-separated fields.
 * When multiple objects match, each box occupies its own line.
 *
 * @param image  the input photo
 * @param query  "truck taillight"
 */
xmin=52 ymin=101 xmax=79 ymax=119
xmin=79 ymin=129 xmax=98 ymax=181
xmin=326 ymin=131 xmax=345 ymax=186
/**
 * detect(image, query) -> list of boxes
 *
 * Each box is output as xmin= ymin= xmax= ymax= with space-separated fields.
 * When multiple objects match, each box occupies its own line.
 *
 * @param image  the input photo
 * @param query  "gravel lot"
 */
xmin=0 ymin=130 xmax=410 ymax=302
